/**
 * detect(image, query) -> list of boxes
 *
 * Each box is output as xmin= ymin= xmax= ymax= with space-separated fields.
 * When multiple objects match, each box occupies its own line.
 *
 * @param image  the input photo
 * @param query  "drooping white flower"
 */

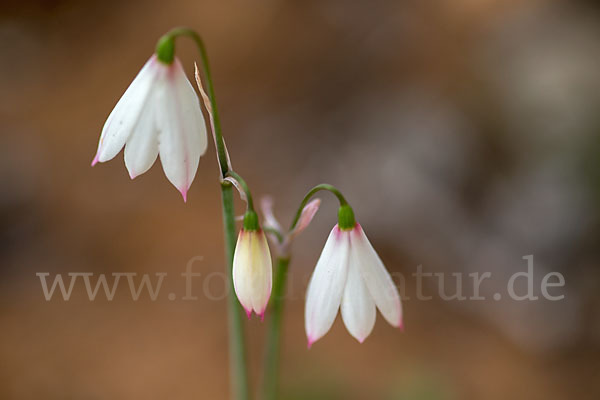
xmin=233 ymin=227 xmax=273 ymax=319
xmin=305 ymin=223 xmax=403 ymax=346
xmin=92 ymin=55 xmax=208 ymax=201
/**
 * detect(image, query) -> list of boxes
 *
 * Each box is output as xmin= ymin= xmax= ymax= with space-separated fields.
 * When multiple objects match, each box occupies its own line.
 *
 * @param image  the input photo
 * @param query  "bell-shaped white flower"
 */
xmin=92 ymin=55 xmax=208 ymax=201
xmin=233 ymin=217 xmax=273 ymax=319
xmin=305 ymin=223 xmax=403 ymax=347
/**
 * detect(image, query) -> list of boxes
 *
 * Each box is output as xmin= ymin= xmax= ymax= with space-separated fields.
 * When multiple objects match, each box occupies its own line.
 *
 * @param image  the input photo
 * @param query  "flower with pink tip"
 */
xmin=92 ymin=55 xmax=208 ymax=201
xmin=305 ymin=223 xmax=403 ymax=347
xmin=233 ymin=227 xmax=273 ymax=319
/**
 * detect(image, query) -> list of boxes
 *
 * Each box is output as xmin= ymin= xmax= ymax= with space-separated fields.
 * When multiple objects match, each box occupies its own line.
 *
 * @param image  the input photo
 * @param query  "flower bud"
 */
xmin=232 ymin=213 xmax=272 ymax=319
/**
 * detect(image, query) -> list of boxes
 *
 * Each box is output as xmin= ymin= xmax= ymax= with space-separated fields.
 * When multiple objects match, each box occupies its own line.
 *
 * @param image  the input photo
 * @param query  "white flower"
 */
xmin=92 ymin=55 xmax=208 ymax=201
xmin=233 ymin=229 xmax=273 ymax=319
xmin=305 ymin=223 xmax=403 ymax=346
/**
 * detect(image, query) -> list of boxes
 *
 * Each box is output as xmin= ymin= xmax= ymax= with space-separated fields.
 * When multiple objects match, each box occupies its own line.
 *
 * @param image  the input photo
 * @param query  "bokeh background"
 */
xmin=2 ymin=0 xmax=600 ymax=399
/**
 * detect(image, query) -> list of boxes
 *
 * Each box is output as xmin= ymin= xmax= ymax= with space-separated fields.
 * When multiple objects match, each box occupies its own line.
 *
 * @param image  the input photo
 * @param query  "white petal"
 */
xmin=124 ymin=93 xmax=159 ymax=178
xmin=95 ymin=56 xmax=159 ymax=163
xmin=156 ymin=58 xmax=208 ymax=199
xmin=232 ymin=230 xmax=273 ymax=317
xmin=351 ymin=224 xmax=403 ymax=328
xmin=305 ymin=226 xmax=349 ymax=346
xmin=341 ymin=246 xmax=376 ymax=342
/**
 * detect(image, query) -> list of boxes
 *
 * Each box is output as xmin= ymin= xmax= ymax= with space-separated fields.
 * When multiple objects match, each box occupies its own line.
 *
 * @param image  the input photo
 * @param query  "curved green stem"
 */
xmin=160 ymin=28 xmax=249 ymax=400
xmin=262 ymin=257 xmax=290 ymax=400
xmin=289 ymin=184 xmax=348 ymax=231
xmin=225 ymin=170 xmax=255 ymax=212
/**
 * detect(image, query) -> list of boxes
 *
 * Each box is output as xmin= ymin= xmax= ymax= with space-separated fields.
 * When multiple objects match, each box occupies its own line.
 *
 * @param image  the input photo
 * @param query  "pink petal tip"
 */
xmin=307 ymin=337 xmax=314 ymax=349
xmin=91 ymin=155 xmax=99 ymax=167
xmin=180 ymin=188 xmax=188 ymax=203
xmin=245 ymin=308 xmax=252 ymax=319
xmin=259 ymin=312 xmax=265 ymax=322
xmin=398 ymin=320 xmax=405 ymax=332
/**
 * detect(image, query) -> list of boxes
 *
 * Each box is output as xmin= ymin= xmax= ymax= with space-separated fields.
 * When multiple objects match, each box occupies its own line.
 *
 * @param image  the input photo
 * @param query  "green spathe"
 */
xmin=337 ymin=204 xmax=356 ymax=230
xmin=243 ymin=210 xmax=260 ymax=231
xmin=156 ymin=35 xmax=175 ymax=64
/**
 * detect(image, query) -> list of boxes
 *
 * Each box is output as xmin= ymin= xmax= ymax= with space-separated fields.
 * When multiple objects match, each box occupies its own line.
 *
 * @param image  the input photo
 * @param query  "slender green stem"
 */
xmin=262 ymin=257 xmax=290 ymax=400
xmin=222 ymin=182 xmax=250 ymax=400
xmin=225 ymin=170 xmax=255 ymax=212
xmin=289 ymin=184 xmax=348 ymax=230
xmin=161 ymin=27 xmax=249 ymax=400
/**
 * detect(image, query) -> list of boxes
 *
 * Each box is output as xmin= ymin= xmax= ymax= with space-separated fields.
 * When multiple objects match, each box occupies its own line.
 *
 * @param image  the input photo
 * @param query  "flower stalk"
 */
xmin=225 ymin=170 xmax=255 ymax=212
xmin=262 ymin=256 xmax=290 ymax=400
xmin=221 ymin=182 xmax=250 ymax=400
xmin=289 ymin=184 xmax=348 ymax=230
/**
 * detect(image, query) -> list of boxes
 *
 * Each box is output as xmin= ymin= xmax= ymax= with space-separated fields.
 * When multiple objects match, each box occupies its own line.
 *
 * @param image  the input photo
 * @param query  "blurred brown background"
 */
xmin=1 ymin=0 xmax=600 ymax=399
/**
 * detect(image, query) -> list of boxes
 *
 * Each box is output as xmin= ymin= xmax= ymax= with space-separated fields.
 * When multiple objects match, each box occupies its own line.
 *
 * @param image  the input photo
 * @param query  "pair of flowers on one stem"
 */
xmin=91 ymin=34 xmax=403 ymax=346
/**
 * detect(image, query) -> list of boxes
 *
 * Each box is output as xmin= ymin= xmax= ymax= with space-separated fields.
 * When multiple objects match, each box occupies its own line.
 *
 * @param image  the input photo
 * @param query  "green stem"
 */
xmin=289 ymin=183 xmax=348 ymax=230
xmin=225 ymin=170 xmax=255 ymax=212
xmin=262 ymin=257 xmax=290 ymax=400
xmin=222 ymin=183 xmax=250 ymax=400
xmin=160 ymin=27 xmax=249 ymax=400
